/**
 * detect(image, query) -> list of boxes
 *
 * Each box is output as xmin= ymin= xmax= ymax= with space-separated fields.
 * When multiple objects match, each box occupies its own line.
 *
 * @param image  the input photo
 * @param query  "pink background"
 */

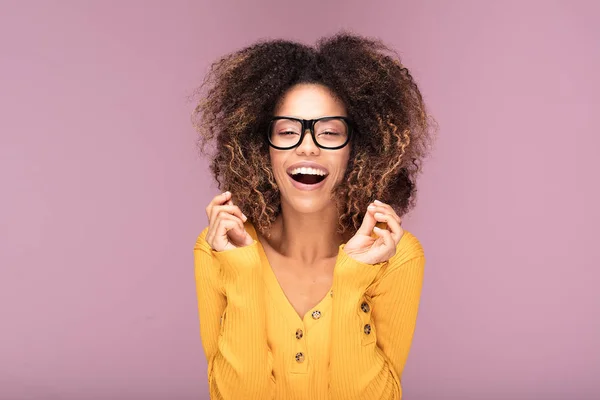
xmin=1 ymin=1 xmax=598 ymax=399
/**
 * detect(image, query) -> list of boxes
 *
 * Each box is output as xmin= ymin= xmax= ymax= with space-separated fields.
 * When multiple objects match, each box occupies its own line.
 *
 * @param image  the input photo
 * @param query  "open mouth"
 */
xmin=287 ymin=166 xmax=329 ymax=186
xmin=290 ymin=173 xmax=327 ymax=185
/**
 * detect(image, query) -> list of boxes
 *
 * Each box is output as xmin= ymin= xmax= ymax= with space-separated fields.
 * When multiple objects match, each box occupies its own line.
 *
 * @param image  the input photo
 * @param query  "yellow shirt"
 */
xmin=193 ymin=221 xmax=425 ymax=400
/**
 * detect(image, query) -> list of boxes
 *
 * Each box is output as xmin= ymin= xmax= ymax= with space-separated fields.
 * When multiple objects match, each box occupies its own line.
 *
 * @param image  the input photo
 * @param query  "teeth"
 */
xmin=289 ymin=167 xmax=328 ymax=176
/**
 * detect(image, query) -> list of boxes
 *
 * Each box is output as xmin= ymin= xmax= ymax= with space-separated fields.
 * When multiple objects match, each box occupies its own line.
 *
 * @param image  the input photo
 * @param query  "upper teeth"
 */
xmin=290 ymin=167 xmax=328 ymax=176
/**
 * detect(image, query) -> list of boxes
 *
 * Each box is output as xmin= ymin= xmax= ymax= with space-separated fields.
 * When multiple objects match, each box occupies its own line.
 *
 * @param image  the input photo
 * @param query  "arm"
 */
xmin=194 ymin=227 xmax=274 ymax=399
xmin=328 ymin=233 xmax=425 ymax=400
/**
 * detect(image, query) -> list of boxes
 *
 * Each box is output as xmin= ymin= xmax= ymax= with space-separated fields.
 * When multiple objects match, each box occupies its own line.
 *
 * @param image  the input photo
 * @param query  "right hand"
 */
xmin=205 ymin=191 xmax=254 ymax=252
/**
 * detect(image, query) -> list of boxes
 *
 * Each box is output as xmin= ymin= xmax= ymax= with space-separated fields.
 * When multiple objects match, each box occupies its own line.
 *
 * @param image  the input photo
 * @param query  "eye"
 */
xmin=279 ymin=131 xmax=299 ymax=136
xmin=319 ymin=131 xmax=340 ymax=136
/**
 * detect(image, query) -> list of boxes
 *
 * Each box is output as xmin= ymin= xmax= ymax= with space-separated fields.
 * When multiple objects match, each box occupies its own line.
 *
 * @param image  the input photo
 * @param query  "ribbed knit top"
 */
xmin=193 ymin=220 xmax=425 ymax=400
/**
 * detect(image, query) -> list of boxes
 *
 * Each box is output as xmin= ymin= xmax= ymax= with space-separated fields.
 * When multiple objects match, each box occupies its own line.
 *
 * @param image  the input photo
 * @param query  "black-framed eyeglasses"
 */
xmin=267 ymin=116 xmax=352 ymax=150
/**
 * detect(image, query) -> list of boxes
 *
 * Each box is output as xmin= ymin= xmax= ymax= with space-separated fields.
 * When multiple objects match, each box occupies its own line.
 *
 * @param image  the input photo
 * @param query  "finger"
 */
xmin=210 ymin=218 xmax=242 ymax=249
xmin=216 ymin=213 xmax=248 ymax=244
xmin=356 ymin=203 xmax=379 ymax=237
xmin=208 ymin=214 xmax=243 ymax=249
xmin=211 ymin=204 xmax=247 ymax=223
xmin=373 ymin=225 xmax=395 ymax=249
xmin=206 ymin=191 xmax=232 ymax=218
xmin=371 ymin=206 xmax=401 ymax=224
xmin=206 ymin=199 xmax=238 ymax=245
xmin=217 ymin=213 xmax=244 ymax=235
xmin=210 ymin=202 xmax=247 ymax=228
xmin=372 ymin=201 xmax=402 ymax=223
xmin=207 ymin=212 xmax=250 ymax=250
xmin=373 ymin=200 xmax=401 ymax=219
xmin=226 ymin=196 xmax=247 ymax=223
xmin=374 ymin=211 xmax=404 ymax=243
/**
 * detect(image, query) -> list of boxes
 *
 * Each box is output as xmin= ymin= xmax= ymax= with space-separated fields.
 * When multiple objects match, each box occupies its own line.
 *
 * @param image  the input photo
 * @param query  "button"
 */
xmin=364 ymin=324 xmax=372 ymax=335
xmin=295 ymin=329 xmax=303 ymax=339
xmin=295 ymin=352 xmax=305 ymax=363
xmin=311 ymin=310 xmax=321 ymax=320
xmin=361 ymin=302 xmax=370 ymax=313
xmin=330 ymin=290 xmax=333 ymax=297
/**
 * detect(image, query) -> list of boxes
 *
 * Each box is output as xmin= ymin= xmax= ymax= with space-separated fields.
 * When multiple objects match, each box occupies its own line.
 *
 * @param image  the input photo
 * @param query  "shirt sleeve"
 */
xmin=328 ymin=232 xmax=426 ymax=400
xmin=194 ymin=227 xmax=274 ymax=399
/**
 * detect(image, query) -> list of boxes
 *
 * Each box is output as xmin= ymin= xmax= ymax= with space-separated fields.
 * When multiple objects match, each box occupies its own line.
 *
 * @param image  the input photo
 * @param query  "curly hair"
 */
xmin=192 ymin=31 xmax=436 ymax=238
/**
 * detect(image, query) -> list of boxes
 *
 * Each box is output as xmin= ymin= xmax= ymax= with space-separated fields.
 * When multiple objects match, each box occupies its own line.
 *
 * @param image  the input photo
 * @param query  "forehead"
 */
xmin=274 ymin=83 xmax=347 ymax=119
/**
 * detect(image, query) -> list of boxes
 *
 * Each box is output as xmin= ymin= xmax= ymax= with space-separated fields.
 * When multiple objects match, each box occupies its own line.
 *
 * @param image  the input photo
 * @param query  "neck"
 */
xmin=270 ymin=201 xmax=344 ymax=265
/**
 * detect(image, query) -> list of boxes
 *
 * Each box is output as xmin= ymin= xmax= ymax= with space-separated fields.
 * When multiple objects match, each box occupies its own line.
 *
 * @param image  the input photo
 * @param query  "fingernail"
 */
xmin=368 ymin=205 xmax=376 ymax=210
xmin=223 ymin=191 xmax=230 ymax=196
xmin=374 ymin=199 xmax=382 ymax=204
xmin=242 ymin=213 xmax=248 ymax=221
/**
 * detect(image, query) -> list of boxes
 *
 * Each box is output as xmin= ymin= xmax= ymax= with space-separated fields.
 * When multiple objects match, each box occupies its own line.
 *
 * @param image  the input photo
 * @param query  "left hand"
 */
xmin=344 ymin=200 xmax=404 ymax=264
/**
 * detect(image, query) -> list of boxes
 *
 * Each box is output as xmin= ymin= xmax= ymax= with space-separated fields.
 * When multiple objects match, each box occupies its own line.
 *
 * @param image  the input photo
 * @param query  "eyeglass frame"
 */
xmin=267 ymin=116 xmax=353 ymax=150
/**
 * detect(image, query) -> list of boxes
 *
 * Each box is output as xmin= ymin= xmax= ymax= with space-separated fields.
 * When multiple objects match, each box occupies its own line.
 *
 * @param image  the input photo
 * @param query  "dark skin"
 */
xmin=205 ymin=84 xmax=404 ymax=317
xmin=194 ymin=33 xmax=434 ymax=242
xmin=205 ymin=192 xmax=402 ymax=318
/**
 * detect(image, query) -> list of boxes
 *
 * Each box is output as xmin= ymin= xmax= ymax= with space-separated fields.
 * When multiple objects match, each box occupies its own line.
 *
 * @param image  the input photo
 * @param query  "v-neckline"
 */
xmin=246 ymin=221 xmax=333 ymax=326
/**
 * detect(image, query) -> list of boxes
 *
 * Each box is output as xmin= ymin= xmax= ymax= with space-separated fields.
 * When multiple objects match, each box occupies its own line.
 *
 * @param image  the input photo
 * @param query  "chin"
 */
xmin=283 ymin=194 xmax=333 ymax=214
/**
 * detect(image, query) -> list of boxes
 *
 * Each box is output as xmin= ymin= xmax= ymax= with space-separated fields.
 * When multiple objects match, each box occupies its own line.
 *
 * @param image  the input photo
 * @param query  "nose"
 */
xmin=295 ymin=129 xmax=320 ymax=156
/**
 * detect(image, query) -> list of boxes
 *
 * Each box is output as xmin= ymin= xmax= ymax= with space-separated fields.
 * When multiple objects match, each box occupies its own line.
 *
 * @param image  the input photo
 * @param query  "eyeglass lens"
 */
xmin=270 ymin=118 xmax=349 ymax=149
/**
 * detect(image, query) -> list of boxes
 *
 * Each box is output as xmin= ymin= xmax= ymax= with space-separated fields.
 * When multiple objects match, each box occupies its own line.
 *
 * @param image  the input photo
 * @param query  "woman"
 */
xmin=192 ymin=32 xmax=434 ymax=400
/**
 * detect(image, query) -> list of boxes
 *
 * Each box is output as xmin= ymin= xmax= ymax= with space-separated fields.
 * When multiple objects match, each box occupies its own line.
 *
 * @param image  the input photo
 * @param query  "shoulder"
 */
xmin=193 ymin=226 xmax=211 ymax=252
xmin=384 ymin=230 xmax=426 ymax=275
xmin=193 ymin=221 xmax=257 ymax=251
xmin=396 ymin=230 xmax=425 ymax=260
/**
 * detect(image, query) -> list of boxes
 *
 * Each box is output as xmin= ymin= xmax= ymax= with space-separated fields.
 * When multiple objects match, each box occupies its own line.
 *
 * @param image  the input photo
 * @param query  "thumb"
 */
xmin=227 ymin=225 xmax=247 ymax=244
xmin=241 ymin=230 xmax=254 ymax=246
xmin=234 ymin=229 xmax=254 ymax=247
xmin=227 ymin=223 xmax=254 ymax=247
xmin=356 ymin=205 xmax=377 ymax=237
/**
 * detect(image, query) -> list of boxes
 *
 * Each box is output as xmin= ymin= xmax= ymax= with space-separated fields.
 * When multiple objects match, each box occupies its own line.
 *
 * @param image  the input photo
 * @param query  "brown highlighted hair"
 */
xmin=192 ymin=32 xmax=436 ymax=237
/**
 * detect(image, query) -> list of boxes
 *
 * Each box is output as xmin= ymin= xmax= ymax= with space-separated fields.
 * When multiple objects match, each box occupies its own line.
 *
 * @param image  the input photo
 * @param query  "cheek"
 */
xmin=269 ymin=150 xmax=286 ymax=180
xmin=337 ymin=150 xmax=351 ymax=176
